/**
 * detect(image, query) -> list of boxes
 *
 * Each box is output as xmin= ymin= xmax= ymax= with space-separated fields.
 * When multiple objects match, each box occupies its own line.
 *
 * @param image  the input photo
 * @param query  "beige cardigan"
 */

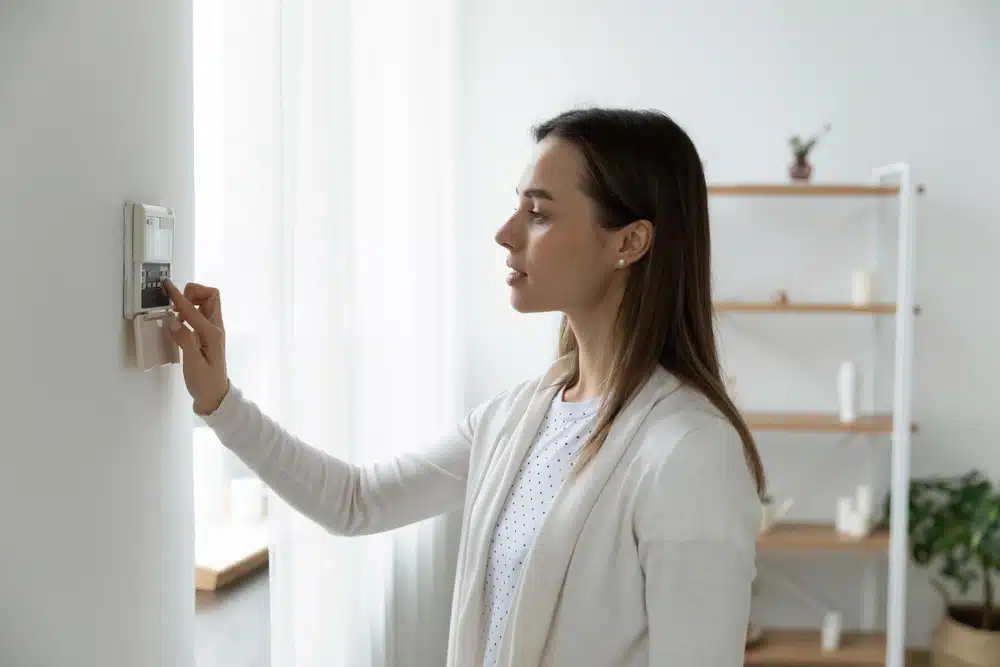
xmin=204 ymin=355 xmax=762 ymax=667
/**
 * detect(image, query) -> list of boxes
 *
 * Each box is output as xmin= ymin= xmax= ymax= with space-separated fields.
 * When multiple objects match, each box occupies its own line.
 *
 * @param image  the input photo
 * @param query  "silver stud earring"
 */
xmin=618 ymin=258 xmax=626 ymax=267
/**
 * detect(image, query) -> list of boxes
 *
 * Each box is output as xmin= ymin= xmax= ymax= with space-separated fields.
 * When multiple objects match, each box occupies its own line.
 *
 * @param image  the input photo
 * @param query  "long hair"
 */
xmin=534 ymin=107 xmax=766 ymax=497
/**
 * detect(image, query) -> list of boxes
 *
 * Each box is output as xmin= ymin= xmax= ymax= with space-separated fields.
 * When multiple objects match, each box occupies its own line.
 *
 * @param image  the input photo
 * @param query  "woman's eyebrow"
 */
xmin=515 ymin=187 xmax=555 ymax=201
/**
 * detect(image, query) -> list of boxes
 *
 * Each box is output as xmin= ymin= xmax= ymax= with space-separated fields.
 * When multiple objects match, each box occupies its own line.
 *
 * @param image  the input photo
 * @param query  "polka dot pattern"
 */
xmin=480 ymin=388 xmax=600 ymax=667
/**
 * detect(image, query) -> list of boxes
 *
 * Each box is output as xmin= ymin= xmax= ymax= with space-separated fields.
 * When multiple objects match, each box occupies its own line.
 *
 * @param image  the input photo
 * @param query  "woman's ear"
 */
xmin=615 ymin=219 xmax=654 ymax=266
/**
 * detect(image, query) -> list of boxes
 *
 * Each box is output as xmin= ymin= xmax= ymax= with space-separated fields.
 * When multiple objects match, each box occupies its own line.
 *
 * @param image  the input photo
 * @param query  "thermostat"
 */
xmin=123 ymin=202 xmax=174 ymax=320
xmin=123 ymin=201 xmax=179 ymax=371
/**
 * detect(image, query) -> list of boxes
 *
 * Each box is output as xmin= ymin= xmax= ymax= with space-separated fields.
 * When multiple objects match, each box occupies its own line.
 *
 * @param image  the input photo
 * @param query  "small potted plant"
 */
xmin=882 ymin=470 xmax=1000 ymax=667
xmin=788 ymin=123 xmax=831 ymax=182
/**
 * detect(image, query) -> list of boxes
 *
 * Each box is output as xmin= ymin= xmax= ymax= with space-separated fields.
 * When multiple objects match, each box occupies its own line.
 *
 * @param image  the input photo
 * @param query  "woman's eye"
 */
xmin=513 ymin=202 xmax=548 ymax=222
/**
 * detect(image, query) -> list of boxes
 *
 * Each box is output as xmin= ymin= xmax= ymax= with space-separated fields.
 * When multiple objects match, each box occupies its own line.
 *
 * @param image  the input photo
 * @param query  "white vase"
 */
xmin=838 ymin=361 xmax=859 ymax=423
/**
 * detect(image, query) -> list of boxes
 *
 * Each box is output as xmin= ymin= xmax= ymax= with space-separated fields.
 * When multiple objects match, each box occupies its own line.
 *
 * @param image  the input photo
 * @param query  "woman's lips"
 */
xmin=506 ymin=269 xmax=526 ymax=285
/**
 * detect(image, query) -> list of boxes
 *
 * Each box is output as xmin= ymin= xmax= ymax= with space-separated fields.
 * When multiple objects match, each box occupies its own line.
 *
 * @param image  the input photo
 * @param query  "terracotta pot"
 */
xmin=931 ymin=606 xmax=1000 ymax=667
xmin=789 ymin=158 xmax=812 ymax=182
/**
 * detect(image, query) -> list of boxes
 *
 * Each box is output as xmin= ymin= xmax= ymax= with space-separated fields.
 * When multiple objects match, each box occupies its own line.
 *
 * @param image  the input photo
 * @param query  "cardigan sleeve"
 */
xmin=633 ymin=418 xmax=761 ymax=667
xmin=200 ymin=383 xmax=481 ymax=536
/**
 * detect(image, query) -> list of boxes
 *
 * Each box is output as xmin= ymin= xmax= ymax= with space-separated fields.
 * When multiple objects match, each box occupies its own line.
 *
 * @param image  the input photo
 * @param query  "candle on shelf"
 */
xmin=851 ymin=269 xmax=873 ymax=306
xmin=838 ymin=361 xmax=859 ymax=423
xmin=821 ymin=611 xmax=843 ymax=651
xmin=847 ymin=509 xmax=870 ymax=537
xmin=836 ymin=497 xmax=855 ymax=535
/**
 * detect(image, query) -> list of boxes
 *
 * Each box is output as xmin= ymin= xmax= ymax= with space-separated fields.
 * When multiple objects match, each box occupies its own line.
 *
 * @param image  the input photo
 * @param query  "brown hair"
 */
xmin=533 ymin=108 xmax=766 ymax=496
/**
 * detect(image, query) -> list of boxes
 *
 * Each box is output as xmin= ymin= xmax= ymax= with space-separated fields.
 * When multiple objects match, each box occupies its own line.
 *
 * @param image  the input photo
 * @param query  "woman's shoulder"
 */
xmin=635 ymin=396 xmax=745 ymax=476
xmin=628 ymin=378 xmax=761 ymax=529
xmin=632 ymin=372 xmax=736 ymax=449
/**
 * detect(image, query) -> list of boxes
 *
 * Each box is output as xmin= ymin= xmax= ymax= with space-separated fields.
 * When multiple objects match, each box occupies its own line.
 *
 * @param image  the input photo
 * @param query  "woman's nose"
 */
xmin=495 ymin=213 xmax=518 ymax=249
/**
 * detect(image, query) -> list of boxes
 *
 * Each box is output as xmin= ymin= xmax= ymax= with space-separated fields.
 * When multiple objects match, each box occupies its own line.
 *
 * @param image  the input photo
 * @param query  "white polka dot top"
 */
xmin=480 ymin=387 xmax=601 ymax=667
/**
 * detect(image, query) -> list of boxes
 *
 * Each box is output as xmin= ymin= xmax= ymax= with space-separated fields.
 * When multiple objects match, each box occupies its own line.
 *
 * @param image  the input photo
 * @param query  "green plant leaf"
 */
xmin=887 ymin=470 xmax=1000 ymax=617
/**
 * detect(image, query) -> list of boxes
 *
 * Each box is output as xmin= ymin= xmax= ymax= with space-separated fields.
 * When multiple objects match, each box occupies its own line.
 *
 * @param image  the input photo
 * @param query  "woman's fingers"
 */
xmin=182 ymin=282 xmax=224 ymax=327
xmin=163 ymin=279 xmax=219 ymax=341
xmin=181 ymin=282 xmax=218 ymax=301
xmin=165 ymin=312 xmax=202 ymax=357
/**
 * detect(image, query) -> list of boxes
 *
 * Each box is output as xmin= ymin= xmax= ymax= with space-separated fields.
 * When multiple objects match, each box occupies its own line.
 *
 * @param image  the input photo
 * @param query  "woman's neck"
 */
xmin=563 ymin=294 xmax=620 ymax=403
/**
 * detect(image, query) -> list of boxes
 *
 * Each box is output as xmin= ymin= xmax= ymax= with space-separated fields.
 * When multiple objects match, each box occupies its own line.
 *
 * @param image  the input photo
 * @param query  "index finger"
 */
xmin=182 ymin=282 xmax=220 ymax=304
xmin=183 ymin=282 xmax=223 ymax=327
xmin=163 ymin=279 xmax=215 ymax=336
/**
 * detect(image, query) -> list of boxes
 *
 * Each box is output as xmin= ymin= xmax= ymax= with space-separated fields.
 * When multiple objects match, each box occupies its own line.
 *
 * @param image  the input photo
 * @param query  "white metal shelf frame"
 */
xmin=876 ymin=162 xmax=918 ymax=667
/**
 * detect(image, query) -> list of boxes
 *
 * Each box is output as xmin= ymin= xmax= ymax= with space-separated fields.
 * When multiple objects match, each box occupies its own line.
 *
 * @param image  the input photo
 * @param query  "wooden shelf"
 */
xmin=746 ymin=630 xmax=886 ymax=666
xmin=744 ymin=412 xmax=895 ymax=434
xmin=758 ymin=522 xmax=890 ymax=553
xmin=195 ymin=521 xmax=270 ymax=591
xmin=746 ymin=630 xmax=930 ymax=666
xmin=715 ymin=301 xmax=897 ymax=314
xmin=709 ymin=183 xmax=899 ymax=197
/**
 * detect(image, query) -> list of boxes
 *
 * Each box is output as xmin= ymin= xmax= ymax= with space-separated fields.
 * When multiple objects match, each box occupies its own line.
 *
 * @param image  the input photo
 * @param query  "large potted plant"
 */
xmin=883 ymin=470 xmax=1000 ymax=667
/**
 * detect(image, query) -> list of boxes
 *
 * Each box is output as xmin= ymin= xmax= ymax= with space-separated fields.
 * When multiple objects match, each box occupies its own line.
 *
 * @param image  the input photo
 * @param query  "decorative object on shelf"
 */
xmin=788 ymin=123 xmax=832 ymax=182
xmin=760 ymin=495 xmax=794 ymax=533
xmin=771 ymin=289 xmax=790 ymax=305
xmin=836 ymin=484 xmax=874 ymax=538
xmin=230 ymin=477 xmax=266 ymax=524
xmin=837 ymin=361 xmax=859 ymax=423
xmin=882 ymin=470 xmax=1000 ymax=667
xmin=836 ymin=497 xmax=860 ymax=536
xmin=745 ymin=622 xmax=764 ymax=648
xmin=851 ymin=269 xmax=874 ymax=306
xmin=821 ymin=611 xmax=843 ymax=651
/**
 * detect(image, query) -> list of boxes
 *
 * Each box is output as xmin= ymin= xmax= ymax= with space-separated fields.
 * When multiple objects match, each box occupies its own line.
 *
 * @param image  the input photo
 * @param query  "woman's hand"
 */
xmin=163 ymin=279 xmax=230 ymax=416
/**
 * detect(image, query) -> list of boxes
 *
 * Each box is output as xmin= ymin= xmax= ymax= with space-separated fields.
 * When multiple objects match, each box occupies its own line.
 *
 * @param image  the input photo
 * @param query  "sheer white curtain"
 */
xmin=193 ymin=1 xmax=461 ymax=665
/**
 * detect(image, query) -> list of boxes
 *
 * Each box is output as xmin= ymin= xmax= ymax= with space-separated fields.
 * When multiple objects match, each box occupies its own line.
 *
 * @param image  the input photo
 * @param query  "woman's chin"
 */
xmin=509 ymin=291 xmax=549 ymax=314
xmin=509 ymin=290 xmax=534 ymax=313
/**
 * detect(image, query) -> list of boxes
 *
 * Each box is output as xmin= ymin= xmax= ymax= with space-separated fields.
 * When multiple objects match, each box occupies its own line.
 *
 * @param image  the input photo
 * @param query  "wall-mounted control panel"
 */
xmin=123 ymin=201 xmax=179 ymax=371
xmin=123 ymin=202 xmax=174 ymax=320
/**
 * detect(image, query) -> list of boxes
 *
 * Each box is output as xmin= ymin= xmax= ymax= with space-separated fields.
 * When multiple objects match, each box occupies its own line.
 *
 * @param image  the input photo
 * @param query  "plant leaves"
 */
xmin=887 ymin=470 xmax=1000 ymax=618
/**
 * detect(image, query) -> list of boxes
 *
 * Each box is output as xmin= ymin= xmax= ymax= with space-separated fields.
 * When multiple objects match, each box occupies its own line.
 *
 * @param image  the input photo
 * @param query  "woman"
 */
xmin=165 ymin=107 xmax=766 ymax=667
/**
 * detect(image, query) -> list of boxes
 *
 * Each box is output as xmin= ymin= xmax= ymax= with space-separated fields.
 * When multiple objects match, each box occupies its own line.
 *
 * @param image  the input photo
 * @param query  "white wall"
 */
xmin=0 ymin=1 xmax=196 ymax=665
xmin=455 ymin=0 xmax=999 ymax=649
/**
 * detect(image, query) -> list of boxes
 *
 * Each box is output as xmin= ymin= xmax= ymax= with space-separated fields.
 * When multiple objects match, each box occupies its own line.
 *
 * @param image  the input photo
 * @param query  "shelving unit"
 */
xmin=745 ymin=629 xmax=888 ymax=666
xmin=745 ymin=630 xmax=931 ymax=666
xmin=708 ymin=183 xmax=900 ymax=197
xmin=757 ymin=523 xmax=890 ymax=554
xmin=711 ymin=171 xmax=919 ymax=667
xmin=744 ymin=412 xmax=896 ymax=434
xmin=715 ymin=301 xmax=897 ymax=315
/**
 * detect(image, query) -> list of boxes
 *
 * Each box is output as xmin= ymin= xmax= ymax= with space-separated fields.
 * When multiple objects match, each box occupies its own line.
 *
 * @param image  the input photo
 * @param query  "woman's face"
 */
xmin=495 ymin=137 xmax=623 ymax=314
